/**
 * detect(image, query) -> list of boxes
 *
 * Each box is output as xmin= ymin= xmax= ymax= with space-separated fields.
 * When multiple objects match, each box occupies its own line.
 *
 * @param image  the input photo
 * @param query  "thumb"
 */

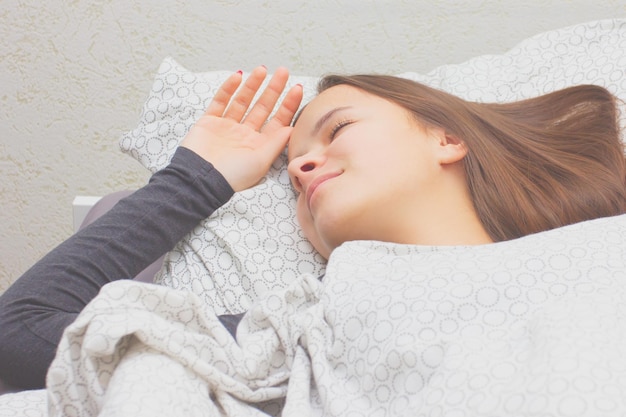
xmin=261 ymin=125 xmax=293 ymax=162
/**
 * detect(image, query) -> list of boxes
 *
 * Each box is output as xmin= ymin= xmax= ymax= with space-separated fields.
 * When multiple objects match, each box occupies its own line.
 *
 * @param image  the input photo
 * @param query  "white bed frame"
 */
xmin=72 ymin=196 xmax=102 ymax=232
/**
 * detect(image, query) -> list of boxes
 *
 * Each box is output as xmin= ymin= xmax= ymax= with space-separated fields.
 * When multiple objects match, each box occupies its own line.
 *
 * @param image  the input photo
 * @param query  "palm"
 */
xmin=184 ymin=115 xmax=290 ymax=191
xmin=180 ymin=66 xmax=303 ymax=192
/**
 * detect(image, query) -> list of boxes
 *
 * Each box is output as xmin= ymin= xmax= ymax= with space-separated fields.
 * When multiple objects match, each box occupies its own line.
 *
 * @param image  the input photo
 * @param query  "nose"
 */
xmin=287 ymin=153 xmax=324 ymax=193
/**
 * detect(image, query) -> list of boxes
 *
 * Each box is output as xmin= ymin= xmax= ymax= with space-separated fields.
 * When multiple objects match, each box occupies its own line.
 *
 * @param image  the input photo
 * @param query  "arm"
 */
xmin=0 ymin=66 xmax=303 ymax=390
xmin=0 ymin=147 xmax=234 ymax=389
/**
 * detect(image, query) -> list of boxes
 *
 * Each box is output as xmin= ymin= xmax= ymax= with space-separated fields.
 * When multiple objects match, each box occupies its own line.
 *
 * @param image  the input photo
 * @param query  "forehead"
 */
xmin=294 ymin=85 xmax=366 ymax=126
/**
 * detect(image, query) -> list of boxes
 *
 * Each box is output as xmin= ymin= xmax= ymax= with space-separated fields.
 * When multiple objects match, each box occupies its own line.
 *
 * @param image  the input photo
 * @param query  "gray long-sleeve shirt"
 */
xmin=0 ymin=147 xmax=240 ymax=389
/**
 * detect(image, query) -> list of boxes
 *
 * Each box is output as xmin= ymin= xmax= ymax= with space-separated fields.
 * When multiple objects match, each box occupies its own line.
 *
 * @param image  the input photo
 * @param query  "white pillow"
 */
xmin=119 ymin=61 xmax=325 ymax=315
xmin=119 ymin=18 xmax=626 ymax=315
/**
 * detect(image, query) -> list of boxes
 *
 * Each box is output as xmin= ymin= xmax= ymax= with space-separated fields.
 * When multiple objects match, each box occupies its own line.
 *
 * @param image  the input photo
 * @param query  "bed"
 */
xmin=1 ymin=18 xmax=626 ymax=416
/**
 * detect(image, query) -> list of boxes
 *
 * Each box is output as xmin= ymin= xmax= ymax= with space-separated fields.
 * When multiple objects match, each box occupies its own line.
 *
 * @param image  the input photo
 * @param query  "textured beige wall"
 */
xmin=1 ymin=0 xmax=625 ymax=293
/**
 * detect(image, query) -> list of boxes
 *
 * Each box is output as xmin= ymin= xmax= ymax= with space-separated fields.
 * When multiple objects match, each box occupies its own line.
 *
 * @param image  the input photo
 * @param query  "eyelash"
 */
xmin=329 ymin=119 xmax=353 ymax=140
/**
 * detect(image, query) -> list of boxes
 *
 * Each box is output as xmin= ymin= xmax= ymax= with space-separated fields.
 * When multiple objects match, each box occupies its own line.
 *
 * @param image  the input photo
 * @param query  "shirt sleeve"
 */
xmin=0 ymin=147 xmax=234 ymax=390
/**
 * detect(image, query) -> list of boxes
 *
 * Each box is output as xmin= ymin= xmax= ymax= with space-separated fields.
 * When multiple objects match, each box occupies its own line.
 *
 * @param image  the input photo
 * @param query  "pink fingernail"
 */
xmin=236 ymin=70 xmax=243 ymax=75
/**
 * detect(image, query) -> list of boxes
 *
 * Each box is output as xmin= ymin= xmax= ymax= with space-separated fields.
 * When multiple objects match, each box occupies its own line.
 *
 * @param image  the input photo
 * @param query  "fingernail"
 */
xmin=236 ymin=70 xmax=243 ymax=75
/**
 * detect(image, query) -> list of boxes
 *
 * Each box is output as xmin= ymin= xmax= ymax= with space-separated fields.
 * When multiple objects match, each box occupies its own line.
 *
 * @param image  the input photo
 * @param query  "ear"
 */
xmin=431 ymin=128 xmax=467 ymax=165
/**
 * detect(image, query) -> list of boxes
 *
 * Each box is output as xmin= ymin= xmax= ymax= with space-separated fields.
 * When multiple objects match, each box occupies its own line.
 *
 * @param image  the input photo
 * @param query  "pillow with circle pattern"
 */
xmin=120 ymin=61 xmax=326 ymax=315
xmin=119 ymin=18 xmax=626 ymax=315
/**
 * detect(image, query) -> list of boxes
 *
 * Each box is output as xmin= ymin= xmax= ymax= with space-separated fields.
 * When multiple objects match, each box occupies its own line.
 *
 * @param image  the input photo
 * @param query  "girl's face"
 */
xmin=288 ymin=85 xmax=463 ymax=259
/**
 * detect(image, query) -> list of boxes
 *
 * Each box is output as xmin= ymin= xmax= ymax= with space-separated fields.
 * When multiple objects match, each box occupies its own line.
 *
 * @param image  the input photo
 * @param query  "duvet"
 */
xmin=39 ymin=214 xmax=626 ymax=416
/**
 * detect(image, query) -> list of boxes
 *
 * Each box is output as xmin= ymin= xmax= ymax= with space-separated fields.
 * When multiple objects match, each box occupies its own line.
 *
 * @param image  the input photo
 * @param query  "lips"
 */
xmin=306 ymin=172 xmax=341 ymax=211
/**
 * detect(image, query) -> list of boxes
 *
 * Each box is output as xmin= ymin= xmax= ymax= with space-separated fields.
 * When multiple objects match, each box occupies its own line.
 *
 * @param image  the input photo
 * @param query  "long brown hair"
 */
xmin=317 ymin=75 xmax=626 ymax=241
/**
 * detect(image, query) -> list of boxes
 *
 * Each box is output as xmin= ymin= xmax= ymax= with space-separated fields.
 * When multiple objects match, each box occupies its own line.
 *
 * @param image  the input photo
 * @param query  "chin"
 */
xmin=316 ymin=227 xmax=352 ymax=257
xmin=302 ymin=203 xmax=367 ymax=258
xmin=302 ymin=223 xmax=343 ymax=260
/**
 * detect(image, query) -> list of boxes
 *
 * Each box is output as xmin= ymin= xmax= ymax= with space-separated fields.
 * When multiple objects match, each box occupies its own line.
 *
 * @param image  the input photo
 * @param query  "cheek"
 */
xmin=296 ymin=196 xmax=314 ymax=241
xmin=295 ymin=196 xmax=330 ymax=259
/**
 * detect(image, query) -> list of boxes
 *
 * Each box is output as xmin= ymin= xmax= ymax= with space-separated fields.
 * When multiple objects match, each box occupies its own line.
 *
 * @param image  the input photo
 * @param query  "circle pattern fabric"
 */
xmin=311 ymin=216 xmax=626 ymax=415
xmin=120 ymin=62 xmax=326 ymax=314
xmin=45 ymin=214 xmax=626 ymax=416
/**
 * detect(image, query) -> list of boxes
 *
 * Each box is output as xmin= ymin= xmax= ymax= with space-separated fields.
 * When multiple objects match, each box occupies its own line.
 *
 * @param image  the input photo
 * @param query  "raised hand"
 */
xmin=180 ymin=66 xmax=303 ymax=192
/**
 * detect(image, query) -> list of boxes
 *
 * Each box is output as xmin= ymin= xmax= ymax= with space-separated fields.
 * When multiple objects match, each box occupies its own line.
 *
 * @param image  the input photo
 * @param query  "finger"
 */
xmin=204 ymin=71 xmax=243 ymax=117
xmin=257 ymin=125 xmax=293 ymax=177
xmin=223 ymin=65 xmax=267 ymax=122
xmin=242 ymin=67 xmax=290 ymax=130
xmin=261 ymin=83 xmax=304 ymax=132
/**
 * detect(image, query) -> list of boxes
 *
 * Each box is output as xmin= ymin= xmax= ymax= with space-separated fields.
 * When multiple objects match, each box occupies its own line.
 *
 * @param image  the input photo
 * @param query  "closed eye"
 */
xmin=330 ymin=119 xmax=354 ymax=140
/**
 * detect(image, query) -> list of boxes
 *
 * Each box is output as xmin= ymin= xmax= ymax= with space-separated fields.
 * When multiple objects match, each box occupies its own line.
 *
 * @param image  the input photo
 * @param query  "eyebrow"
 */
xmin=311 ymin=106 xmax=352 ymax=136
